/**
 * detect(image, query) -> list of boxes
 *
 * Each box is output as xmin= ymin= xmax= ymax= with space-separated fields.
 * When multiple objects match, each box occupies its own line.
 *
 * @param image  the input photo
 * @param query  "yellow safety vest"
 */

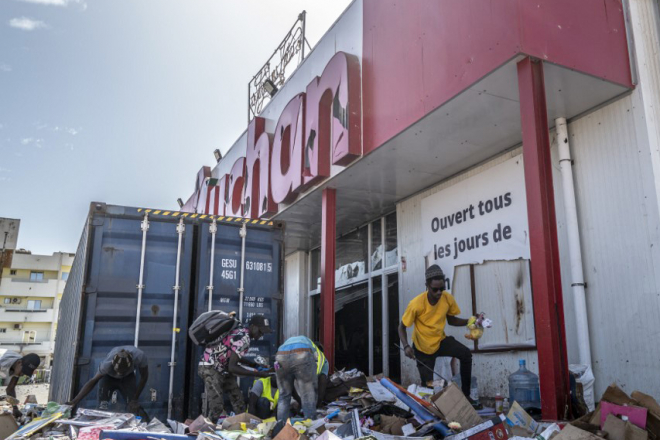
xmin=312 ymin=342 xmax=326 ymax=376
xmin=256 ymin=377 xmax=279 ymax=408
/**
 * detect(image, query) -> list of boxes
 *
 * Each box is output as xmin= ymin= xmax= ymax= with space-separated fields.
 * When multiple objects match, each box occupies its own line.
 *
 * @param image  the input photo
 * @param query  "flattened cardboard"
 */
xmin=431 ymin=382 xmax=482 ymax=429
xmin=446 ymin=415 xmax=509 ymax=440
xmin=604 ymin=414 xmax=627 ymax=440
xmin=0 ymin=414 xmax=18 ymax=440
xmin=600 ymin=402 xmax=647 ymax=430
xmin=632 ymin=391 xmax=660 ymax=419
xmin=221 ymin=413 xmax=263 ymax=431
xmin=554 ymin=424 xmax=603 ymax=440
xmin=603 ymin=415 xmax=648 ymax=440
xmin=602 ymin=384 xmax=637 ymax=406
xmin=273 ymin=423 xmax=301 ymax=440
xmin=506 ymin=401 xmax=540 ymax=435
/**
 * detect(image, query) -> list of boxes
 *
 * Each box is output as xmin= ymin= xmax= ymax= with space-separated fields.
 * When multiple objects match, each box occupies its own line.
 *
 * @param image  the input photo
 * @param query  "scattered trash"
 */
xmin=431 ymin=383 xmax=483 ymax=429
xmin=446 ymin=415 xmax=509 ymax=440
xmin=4 ymin=368 xmax=658 ymax=440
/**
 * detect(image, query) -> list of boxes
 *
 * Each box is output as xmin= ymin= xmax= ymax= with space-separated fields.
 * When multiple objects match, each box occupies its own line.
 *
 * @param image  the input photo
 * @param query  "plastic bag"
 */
xmin=146 ymin=417 xmax=171 ymax=433
xmin=569 ymin=364 xmax=595 ymax=411
xmin=42 ymin=401 xmax=72 ymax=418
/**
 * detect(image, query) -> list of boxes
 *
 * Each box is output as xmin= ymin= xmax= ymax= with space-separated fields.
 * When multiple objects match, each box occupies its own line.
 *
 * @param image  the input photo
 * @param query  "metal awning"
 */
xmin=274 ymin=57 xmax=631 ymax=253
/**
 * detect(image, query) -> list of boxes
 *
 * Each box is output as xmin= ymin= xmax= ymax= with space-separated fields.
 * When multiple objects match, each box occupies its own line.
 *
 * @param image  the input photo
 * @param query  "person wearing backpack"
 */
xmin=199 ymin=314 xmax=273 ymax=421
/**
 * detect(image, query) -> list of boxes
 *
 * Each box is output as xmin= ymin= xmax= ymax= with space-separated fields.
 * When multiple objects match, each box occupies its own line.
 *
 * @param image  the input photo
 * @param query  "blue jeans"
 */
xmin=275 ymin=351 xmax=317 ymax=421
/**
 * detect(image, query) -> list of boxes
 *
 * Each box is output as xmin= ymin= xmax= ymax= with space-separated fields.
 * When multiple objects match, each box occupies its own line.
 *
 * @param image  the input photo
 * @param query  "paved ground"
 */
xmin=0 ymin=383 xmax=50 ymax=404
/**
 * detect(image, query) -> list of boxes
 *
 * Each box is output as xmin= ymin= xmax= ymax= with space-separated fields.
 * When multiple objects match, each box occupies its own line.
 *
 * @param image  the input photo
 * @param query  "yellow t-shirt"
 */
xmin=401 ymin=291 xmax=461 ymax=355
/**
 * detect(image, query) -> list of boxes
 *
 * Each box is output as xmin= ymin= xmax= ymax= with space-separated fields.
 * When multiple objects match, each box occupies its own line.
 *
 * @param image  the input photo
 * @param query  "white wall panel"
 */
xmin=473 ymin=260 xmax=535 ymax=349
xmin=566 ymin=93 xmax=660 ymax=398
xmin=284 ymin=251 xmax=308 ymax=340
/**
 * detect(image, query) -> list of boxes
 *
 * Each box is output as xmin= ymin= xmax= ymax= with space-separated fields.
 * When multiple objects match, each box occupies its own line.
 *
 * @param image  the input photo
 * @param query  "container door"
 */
xmin=75 ymin=213 xmax=193 ymax=421
xmin=188 ymin=221 xmax=283 ymax=418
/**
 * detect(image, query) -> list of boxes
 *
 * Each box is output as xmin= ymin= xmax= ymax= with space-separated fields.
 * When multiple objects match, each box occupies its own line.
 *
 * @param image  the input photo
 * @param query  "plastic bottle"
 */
xmin=508 ymin=360 xmax=541 ymax=409
xmin=503 ymin=397 xmax=510 ymax=414
xmin=495 ymin=393 xmax=504 ymax=414
xmin=470 ymin=376 xmax=479 ymax=401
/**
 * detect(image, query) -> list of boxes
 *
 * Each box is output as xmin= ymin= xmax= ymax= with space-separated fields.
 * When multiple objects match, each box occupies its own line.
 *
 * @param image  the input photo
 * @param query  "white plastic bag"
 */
xmin=569 ymin=364 xmax=595 ymax=411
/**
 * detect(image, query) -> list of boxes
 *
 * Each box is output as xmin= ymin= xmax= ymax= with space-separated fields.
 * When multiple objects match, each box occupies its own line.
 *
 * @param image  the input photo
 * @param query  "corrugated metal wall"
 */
xmin=566 ymin=93 xmax=660 ymax=398
xmin=50 ymin=219 xmax=90 ymax=403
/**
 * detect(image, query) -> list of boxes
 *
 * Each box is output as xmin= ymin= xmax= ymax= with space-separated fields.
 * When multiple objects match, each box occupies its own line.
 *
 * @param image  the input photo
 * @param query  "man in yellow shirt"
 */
xmin=398 ymin=264 xmax=476 ymax=405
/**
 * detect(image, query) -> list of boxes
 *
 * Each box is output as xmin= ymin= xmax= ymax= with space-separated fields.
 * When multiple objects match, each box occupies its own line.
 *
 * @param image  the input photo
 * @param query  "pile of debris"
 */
xmin=2 ymin=374 xmax=659 ymax=440
xmin=561 ymin=384 xmax=660 ymax=440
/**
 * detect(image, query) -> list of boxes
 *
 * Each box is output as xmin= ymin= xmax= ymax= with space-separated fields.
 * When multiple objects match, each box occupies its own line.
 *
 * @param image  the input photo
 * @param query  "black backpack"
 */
xmin=188 ymin=310 xmax=240 ymax=346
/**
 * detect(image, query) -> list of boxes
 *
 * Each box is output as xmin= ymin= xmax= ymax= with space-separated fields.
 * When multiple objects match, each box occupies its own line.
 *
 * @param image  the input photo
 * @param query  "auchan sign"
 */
xmin=183 ymin=52 xmax=362 ymax=219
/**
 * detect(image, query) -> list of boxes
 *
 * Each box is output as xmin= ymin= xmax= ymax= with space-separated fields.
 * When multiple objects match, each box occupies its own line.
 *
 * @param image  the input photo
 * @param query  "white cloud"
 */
xmin=55 ymin=125 xmax=81 ymax=135
xmin=9 ymin=17 xmax=48 ymax=31
xmin=13 ymin=0 xmax=86 ymax=8
xmin=0 ymin=177 xmax=12 ymax=182
xmin=0 ymin=167 xmax=11 ymax=173
xmin=0 ymin=64 xmax=11 ymax=73
xmin=20 ymin=137 xmax=44 ymax=147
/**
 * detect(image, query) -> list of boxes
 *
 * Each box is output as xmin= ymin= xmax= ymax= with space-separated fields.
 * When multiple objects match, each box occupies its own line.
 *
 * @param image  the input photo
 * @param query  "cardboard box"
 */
xmin=555 ymin=424 xmax=606 ymax=440
xmin=273 ymin=423 xmax=300 ymax=440
xmin=600 ymin=402 xmax=647 ymax=430
xmin=0 ymin=414 xmax=18 ymax=440
xmin=506 ymin=401 xmax=540 ymax=435
xmin=431 ymin=383 xmax=483 ymax=429
xmin=603 ymin=414 xmax=648 ymax=440
xmin=221 ymin=413 xmax=263 ymax=431
xmin=632 ymin=391 xmax=660 ymax=419
xmin=446 ymin=415 xmax=509 ymax=440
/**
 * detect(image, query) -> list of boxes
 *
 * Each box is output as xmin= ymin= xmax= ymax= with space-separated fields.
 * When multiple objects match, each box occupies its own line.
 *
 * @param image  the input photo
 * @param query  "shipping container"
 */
xmin=50 ymin=203 xmax=284 ymax=422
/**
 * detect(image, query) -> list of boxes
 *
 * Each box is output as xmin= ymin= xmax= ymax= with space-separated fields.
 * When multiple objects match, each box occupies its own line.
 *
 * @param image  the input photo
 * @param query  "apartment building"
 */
xmin=0 ymin=249 xmax=74 ymax=367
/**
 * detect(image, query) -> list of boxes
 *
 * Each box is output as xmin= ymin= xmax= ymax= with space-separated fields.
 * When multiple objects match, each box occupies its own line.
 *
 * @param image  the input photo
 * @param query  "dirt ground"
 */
xmin=0 ymin=383 xmax=50 ymax=405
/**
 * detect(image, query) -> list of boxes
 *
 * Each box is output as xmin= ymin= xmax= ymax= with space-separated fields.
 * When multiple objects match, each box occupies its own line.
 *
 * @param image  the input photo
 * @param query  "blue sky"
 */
xmin=0 ymin=0 xmax=352 ymax=255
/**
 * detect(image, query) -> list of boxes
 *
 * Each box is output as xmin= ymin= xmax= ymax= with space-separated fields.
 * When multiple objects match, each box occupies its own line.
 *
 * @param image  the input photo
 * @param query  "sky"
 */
xmin=0 ymin=0 xmax=352 ymax=255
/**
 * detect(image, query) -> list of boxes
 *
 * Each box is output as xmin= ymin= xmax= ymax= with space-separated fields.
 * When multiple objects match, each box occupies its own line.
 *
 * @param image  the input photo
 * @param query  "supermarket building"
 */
xmin=181 ymin=0 xmax=660 ymax=419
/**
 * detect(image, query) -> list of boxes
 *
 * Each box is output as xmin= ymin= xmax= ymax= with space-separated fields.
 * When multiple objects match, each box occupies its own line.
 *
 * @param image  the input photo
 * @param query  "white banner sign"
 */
xmin=421 ymin=156 xmax=530 ymax=287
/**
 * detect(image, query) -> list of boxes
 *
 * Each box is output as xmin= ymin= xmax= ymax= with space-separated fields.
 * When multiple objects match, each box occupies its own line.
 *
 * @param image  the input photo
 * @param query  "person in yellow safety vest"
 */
xmin=274 ymin=336 xmax=329 ymax=423
xmin=248 ymin=376 xmax=279 ymax=419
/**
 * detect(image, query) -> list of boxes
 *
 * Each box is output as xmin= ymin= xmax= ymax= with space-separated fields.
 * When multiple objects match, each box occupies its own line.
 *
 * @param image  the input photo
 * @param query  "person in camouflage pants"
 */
xmin=198 ymin=364 xmax=246 ymax=420
xmin=199 ymin=315 xmax=274 ymax=421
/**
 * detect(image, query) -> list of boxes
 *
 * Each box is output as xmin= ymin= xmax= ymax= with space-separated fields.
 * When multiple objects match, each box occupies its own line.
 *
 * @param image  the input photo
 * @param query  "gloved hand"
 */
xmin=12 ymin=406 xmax=22 ymax=419
xmin=404 ymin=345 xmax=415 ymax=360
xmin=127 ymin=400 xmax=141 ymax=414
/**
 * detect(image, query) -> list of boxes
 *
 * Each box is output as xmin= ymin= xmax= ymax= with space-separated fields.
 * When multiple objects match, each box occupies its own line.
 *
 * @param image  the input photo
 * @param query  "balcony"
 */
xmin=0 ymin=308 xmax=55 ymax=323
xmin=0 ymin=278 xmax=60 ymax=298
xmin=0 ymin=340 xmax=52 ymax=354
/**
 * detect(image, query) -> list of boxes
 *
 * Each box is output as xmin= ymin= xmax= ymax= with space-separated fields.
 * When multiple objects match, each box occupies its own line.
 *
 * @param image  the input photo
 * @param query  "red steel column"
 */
xmin=320 ymin=188 xmax=336 ymax=373
xmin=517 ymin=57 xmax=570 ymax=420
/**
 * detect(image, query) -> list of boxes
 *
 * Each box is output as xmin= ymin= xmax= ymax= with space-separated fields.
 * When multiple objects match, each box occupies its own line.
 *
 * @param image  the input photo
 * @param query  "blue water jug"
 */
xmin=508 ymin=360 xmax=541 ymax=409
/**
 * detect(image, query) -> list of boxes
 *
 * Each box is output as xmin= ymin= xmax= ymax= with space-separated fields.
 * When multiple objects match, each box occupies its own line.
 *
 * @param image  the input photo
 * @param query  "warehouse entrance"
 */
xmin=310 ymin=212 xmax=400 ymax=381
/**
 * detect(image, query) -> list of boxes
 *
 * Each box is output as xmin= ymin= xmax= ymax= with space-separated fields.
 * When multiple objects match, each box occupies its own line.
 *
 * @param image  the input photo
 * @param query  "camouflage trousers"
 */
xmin=198 ymin=364 xmax=246 ymax=421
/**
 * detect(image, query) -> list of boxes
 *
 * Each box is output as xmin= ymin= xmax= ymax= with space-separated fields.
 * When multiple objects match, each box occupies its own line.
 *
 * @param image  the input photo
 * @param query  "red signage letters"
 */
xmin=183 ymin=51 xmax=361 ymax=218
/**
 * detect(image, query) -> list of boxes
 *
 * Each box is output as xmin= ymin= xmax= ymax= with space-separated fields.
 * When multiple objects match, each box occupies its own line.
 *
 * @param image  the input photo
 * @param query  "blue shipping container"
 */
xmin=50 ymin=203 xmax=284 ymax=422
xmin=188 ymin=220 xmax=283 ymax=418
